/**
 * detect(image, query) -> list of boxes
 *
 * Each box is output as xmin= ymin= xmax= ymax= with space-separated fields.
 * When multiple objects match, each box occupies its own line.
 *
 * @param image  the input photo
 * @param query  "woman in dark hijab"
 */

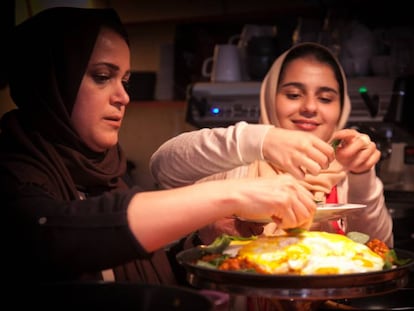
xmin=0 ymin=7 xmax=317 ymax=283
xmin=1 ymin=6 xmax=168 ymax=283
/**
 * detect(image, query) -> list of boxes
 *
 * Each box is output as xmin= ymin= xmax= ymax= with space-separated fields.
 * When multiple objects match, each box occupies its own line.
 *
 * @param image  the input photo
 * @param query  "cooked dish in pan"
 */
xmin=196 ymin=231 xmax=409 ymax=276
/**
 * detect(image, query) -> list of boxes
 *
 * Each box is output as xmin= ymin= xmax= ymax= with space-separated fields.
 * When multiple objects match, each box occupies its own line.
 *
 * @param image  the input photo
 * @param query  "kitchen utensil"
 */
xmin=228 ymin=24 xmax=277 ymax=81
xmin=177 ymin=248 xmax=414 ymax=311
xmin=201 ymin=44 xmax=242 ymax=82
xmin=246 ymin=36 xmax=279 ymax=81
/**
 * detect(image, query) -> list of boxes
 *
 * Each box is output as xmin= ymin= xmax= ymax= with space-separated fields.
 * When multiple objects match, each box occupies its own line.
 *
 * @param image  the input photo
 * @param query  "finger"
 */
xmin=297 ymin=150 xmax=330 ymax=175
xmin=351 ymin=153 xmax=380 ymax=173
xmin=334 ymin=129 xmax=373 ymax=151
xmin=332 ymin=128 xmax=360 ymax=142
xmin=355 ymin=134 xmax=371 ymax=149
xmin=312 ymin=139 xmax=336 ymax=163
xmin=270 ymin=162 xmax=305 ymax=180
xmin=283 ymin=196 xmax=314 ymax=228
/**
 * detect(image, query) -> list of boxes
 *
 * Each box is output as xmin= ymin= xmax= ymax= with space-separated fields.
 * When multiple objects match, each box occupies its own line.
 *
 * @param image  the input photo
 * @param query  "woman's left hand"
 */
xmin=331 ymin=128 xmax=381 ymax=174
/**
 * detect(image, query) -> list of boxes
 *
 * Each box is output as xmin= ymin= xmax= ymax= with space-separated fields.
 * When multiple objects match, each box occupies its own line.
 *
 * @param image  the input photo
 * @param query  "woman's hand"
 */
xmin=332 ymin=128 xmax=381 ymax=174
xmin=231 ymin=174 xmax=317 ymax=230
xmin=198 ymin=218 xmax=265 ymax=245
xmin=263 ymin=127 xmax=335 ymax=179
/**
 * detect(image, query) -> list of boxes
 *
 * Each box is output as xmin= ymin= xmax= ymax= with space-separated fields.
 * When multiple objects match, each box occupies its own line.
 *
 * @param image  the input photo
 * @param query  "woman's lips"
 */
xmin=104 ymin=115 xmax=122 ymax=128
xmin=292 ymin=120 xmax=319 ymax=131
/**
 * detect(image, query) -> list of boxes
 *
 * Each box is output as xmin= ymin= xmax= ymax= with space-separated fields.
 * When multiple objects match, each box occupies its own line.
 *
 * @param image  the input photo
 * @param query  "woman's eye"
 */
xmin=319 ymin=96 xmax=333 ymax=104
xmin=93 ymin=74 xmax=110 ymax=84
xmin=286 ymin=93 xmax=301 ymax=100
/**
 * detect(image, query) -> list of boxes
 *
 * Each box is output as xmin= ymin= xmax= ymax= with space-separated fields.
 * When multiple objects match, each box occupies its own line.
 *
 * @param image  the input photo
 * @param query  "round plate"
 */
xmin=313 ymin=203 xmax=367 ymax=222
xmin=237 ymin=203 xmax=367 ymax=223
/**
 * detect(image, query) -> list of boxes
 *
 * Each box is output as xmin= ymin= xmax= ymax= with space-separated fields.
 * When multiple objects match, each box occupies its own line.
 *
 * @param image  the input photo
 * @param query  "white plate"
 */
xmin=236 ymin=203 xmax=367 ymax=224
xmin=313 ymin=203 xmax=366 ymax=222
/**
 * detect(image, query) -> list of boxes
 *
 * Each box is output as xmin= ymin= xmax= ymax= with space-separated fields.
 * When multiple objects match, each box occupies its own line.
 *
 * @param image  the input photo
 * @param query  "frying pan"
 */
xmin=176 ymin=247 xmax=414 ymax=300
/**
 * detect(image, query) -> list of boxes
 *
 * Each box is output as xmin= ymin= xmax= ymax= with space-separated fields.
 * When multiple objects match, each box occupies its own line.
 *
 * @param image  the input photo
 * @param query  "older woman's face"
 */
xmin=275 ymin=58 xmax=341 ymax=142
xmin=71 ymin=28 xmax=130 ymax=152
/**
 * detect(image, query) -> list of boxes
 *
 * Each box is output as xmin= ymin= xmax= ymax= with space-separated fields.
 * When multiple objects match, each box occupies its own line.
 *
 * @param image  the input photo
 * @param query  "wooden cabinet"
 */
xmin=119 ymin=101 xmax=196 ymax=189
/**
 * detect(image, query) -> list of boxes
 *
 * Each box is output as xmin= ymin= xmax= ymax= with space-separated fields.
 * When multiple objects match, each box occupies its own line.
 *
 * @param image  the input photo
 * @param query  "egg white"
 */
xmin=235 ymin=231 xmax=384 ymax=275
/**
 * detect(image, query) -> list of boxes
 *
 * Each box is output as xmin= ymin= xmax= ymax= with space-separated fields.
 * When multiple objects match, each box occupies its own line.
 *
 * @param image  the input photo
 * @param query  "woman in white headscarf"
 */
xmin=150 ymin=42 xmax=393 ymax=247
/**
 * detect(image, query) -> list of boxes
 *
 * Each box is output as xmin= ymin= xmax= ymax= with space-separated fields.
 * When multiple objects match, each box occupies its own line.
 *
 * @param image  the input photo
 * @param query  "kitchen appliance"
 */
xmin=186 ymin=76 xmax=394 ymax=128
xmin=186 ymin=81 xmax=261 ymax=128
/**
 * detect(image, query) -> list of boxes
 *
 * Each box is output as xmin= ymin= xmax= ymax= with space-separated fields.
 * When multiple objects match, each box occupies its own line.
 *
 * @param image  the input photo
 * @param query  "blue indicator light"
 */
xmin=211 ymin=107 xmax=220 ymax=114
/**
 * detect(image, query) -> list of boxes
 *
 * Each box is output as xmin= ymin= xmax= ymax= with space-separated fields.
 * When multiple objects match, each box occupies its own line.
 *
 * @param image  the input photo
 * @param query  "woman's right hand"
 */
xmin=229 ymin=174 xmax=317 ymax=230
xmin=262 ymin=127 xmax=335 ymax=179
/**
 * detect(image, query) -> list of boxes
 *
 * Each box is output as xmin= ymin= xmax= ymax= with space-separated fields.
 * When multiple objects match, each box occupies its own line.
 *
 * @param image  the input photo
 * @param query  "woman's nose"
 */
xmin=301 ymin=97 xmax=317 ymax=112
xmin=113 ymin=82 xmax=130 ymax=106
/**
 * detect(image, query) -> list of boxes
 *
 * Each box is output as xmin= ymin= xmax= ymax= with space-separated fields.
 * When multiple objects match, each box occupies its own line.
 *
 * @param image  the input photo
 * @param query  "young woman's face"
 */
xmin=71 ymin=28 xmax=130 ymax=152
xmin=275 ymin=57 xmax=341 ymax=142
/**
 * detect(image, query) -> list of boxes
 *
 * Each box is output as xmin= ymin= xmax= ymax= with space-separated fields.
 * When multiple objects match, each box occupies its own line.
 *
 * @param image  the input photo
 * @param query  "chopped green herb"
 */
xmin=383 ymin=249 xmax=412 ymax=269
xmin=331 ymin=139 xmax=341 ymax=151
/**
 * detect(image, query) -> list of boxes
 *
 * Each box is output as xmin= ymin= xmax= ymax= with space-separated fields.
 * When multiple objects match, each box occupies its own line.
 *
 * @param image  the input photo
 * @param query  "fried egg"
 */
xmin=236 ymin=231 xmax=384 ymax=275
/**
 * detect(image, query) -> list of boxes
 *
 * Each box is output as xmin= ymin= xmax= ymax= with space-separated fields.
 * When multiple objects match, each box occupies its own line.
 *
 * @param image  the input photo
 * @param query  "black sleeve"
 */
xmin=3 ymin=177 xmax=149 ymax=280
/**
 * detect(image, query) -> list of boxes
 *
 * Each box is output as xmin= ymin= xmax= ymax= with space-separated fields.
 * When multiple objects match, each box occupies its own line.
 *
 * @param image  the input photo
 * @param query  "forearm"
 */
xmin=127 ymin=181 xmax=240 ymax=252
xmin=149 ymin=121 xmax=272 ymax=188
xmin=128 ymin=175 xmax=318 ymax=252
xmin=345 ymin=168 xmax=394 ymax=247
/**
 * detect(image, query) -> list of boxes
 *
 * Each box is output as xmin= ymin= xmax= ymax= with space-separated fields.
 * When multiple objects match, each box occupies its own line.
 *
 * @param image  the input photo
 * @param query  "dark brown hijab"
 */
xmin=0 ymin=7 xmax=129 ymax=199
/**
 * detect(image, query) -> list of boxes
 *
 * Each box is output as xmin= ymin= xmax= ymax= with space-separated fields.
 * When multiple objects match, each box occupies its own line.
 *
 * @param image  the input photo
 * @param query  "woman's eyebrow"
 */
xmin=92 ymin=62 xmax=120 ymax=71
xmin=280 ymin=82 xmax=338 ymax=94
xmin=318 ymin=86 xmax=339 ymax=95
xmin=278 ymin=81 xmax=305 ymax=91
xmin=92 ymin=62 xmax=131 ymax=77
xmin=279 ymin=81 xmax=303 ymax=88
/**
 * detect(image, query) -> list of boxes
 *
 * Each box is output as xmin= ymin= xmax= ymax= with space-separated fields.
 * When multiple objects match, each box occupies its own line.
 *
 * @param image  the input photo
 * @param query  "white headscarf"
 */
xmin=260 ymin=42 xmax=351 ymax=134
xmin=253 ymin=42 xmax=351 ymax=200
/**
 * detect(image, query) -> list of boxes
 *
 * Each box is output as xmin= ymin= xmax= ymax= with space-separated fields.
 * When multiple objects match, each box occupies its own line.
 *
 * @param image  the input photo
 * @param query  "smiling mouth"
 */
xmin=293 ymin=120 xmax=319 ymax=126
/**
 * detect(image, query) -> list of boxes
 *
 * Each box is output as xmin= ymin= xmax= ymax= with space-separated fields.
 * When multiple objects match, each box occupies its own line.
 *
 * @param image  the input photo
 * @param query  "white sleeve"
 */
xmin=344 ymin=168 xmax=394 ymax=247
xmin=149 ymin=121 xmax=273 ymax=188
